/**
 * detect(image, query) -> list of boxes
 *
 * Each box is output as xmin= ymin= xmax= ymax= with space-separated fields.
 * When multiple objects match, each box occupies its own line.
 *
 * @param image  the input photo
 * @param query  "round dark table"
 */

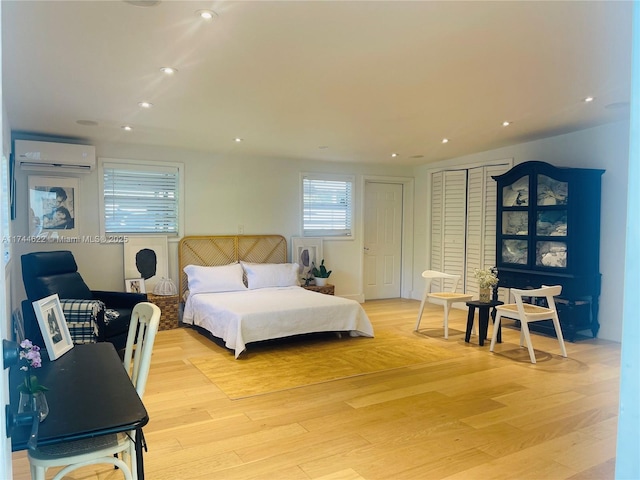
xmin=465 ymin=299 xmax=504 ymax=346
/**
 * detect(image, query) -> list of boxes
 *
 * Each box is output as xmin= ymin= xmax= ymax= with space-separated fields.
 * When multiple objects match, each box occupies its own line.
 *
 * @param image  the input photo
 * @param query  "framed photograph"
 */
xmin=32 ymin=294 xmax=74 ymax=361
xmin=291 ymin=237 xmax=323 ymax=282
xmin=123 ymin=236 xmax=168 ymax=293
xmin=28 ymin=176 xmax=78 ymax=237
xmin=125 ymin=278 xmax=146 ymax=294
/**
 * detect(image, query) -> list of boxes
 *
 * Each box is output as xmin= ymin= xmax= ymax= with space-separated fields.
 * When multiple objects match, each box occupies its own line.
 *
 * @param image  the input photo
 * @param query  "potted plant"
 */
xmin=473 ymin=267 xmax=498 ymax=302
xmin=311 ymin=259 xmax=332 ymax=287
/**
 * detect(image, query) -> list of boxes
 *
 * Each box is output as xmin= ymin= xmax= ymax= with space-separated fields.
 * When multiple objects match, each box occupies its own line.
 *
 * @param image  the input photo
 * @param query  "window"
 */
xmin=100 ymin=159 xmax=183 ymax=236
xmin=302 ymin=174 xmax=354 ymax=237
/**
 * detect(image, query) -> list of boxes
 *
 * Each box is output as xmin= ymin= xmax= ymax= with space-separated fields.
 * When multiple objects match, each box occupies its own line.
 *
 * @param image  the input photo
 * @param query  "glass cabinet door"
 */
xmin=501 ymin=239 xmax=528 ymax=265
xmin=537 ymin=175 xmax=568 ymax=205
xmin=502 ymin=211 xmax=528 ymax=235
xmin=502 ymin=175 xmax=529 ymax=206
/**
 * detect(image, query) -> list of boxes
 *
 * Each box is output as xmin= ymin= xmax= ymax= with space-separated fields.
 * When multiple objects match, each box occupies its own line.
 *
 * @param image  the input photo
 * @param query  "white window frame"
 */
xmin=301 ymin=172 xmax=354 ymax=238
xmin=1 ymin=153 xmax=9 ymax=265
xmin=99 ymin=157 xmax=184 ymax=239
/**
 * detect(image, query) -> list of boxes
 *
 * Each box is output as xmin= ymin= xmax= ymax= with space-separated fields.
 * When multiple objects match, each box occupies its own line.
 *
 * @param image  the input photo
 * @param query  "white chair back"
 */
xmin=421 ymin=270 xmax=462 ymax=294
xmin=511 ymin=285 xmax=562 ymax=320
xmin=123 ymin=302 xmax=161 ymax=399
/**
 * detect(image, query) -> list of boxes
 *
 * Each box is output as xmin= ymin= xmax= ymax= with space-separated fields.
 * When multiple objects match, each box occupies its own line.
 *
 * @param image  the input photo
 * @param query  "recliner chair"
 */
xmin=21 ymin=250 xmax=146 ymax=352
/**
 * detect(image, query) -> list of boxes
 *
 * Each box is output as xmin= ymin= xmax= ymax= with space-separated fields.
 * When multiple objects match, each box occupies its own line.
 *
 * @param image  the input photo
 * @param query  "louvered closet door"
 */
xmin=431 ymin=170 xmax=468 ymax=291
xmin=465 ymin=164 xmax=510 ymax=297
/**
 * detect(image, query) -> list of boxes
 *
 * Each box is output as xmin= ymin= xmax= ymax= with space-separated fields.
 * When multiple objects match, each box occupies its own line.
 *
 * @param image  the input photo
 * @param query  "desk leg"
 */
xmin=135 ymin=428 xmax=145 ymax=480
xmin=479 ymin=308 xmax=490 ymax=346
xmin=465 ymin=307 xmax=475 ymax=343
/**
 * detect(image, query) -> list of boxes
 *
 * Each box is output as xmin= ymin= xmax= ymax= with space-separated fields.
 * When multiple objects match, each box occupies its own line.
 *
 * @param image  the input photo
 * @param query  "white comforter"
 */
xmin=182 ymin=286 xmax=374 ymax=358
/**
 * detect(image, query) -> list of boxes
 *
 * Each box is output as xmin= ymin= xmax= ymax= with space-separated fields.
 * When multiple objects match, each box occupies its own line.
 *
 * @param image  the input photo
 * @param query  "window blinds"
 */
xmin=103 ymin=163 xmax=179 ymax=234
xmin=303 ymin=175 xmax=353 ymax=237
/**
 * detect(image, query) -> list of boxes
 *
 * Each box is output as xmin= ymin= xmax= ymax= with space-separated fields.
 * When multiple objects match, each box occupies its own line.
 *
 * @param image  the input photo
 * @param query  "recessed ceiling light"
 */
xmin=122 ymin=125 xmax=133 ymax=131
xmin=76 ymin=120 xmax=98 ymax=126
xmin=196 ymin=9 xmax=217 ymax=20
xmin=160 ymin=67 xmax=177 ymax=75
xmin=410 ymin=154 xmax=424 ymax=159
xmin=442 ymin=138 xmax=449 ymax=144
xmin=391 ymin=153 xmax=398 ymax=158
xmin=234 ymin=138 xmax=243 ymax=143
xmin=502 ymin=121 xmax=511 ymax=127
xmin=138 ymin=101 xmax=153 ymax=108
xmin=124 ymin=1 xmax=160 ymax=7
xmin=583 ymin=96 xmax=595 ymax=103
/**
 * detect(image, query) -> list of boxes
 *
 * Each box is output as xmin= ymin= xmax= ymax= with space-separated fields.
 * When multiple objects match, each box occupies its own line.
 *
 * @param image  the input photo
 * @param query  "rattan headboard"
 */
xmin=178 ymin=235 xmax=287 ymax=297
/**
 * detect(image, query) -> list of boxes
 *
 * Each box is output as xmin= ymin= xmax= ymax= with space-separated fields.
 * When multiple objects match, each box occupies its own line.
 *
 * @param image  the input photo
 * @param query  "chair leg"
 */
xmin=415 ymin=293 xmax=428 ymax=331
xmin=551 ymin=313 xmax=568 ymax=358
xmin=31 ymin=463 xmax=45 ymax=480
xmin=490 ymin=313 xmax=502 ymax=352
xmin=520 ymin=321 xmax=537 ymax=364
xmin=442 ymin=304 xmax=450 ymax=339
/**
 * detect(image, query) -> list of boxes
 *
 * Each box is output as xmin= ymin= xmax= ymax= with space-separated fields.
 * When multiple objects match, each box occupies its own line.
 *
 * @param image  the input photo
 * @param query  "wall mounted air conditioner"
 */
xmin=15 ymin=140 xmax=96 ymax=174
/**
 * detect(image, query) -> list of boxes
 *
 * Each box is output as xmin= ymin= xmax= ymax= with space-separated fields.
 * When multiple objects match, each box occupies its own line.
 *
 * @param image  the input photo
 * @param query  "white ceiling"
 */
xmin=2 ymin=1 xmax=633 ymax=167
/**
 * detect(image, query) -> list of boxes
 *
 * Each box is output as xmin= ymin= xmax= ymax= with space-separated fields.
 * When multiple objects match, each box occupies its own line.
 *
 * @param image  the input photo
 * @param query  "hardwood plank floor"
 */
xmin=11 ymin=299 xmax=620 ymax=479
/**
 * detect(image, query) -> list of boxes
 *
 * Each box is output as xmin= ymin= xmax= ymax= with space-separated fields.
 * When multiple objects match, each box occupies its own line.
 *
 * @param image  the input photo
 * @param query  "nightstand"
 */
xmin=146 ymin=293 xmax=180 ymax=330
xmin=302 ymin=284 xmax=335 ymax=295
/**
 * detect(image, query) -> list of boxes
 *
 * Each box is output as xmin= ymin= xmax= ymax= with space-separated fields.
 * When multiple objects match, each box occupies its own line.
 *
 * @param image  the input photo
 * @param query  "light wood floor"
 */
xmin=12 ymin=299 xmax=621 ymax=480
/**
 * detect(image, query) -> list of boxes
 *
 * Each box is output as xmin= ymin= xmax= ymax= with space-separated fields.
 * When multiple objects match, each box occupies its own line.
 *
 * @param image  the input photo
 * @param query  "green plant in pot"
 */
xmin=311 ymin=259 xmax=332 ymax=287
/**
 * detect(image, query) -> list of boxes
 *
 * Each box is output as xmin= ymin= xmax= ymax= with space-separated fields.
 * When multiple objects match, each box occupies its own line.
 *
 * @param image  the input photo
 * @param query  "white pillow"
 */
xmin=184 ymin=263 xmax=246 ymax=294
xmin=241 ymin=262 xmax=300 ymax=290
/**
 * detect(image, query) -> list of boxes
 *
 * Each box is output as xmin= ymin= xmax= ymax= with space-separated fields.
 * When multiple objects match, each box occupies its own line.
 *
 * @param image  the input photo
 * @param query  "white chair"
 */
xmin=490 ymin=285 xmax=567 ymax=364
xmin=28 ymin=302 xmax=161 ymax=480
xmin=415 ymin=270 xmax=473 ymax=339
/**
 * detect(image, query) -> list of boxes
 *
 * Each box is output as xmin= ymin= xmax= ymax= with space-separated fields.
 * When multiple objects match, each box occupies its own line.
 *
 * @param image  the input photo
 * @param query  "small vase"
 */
xmin=314 ymin=277 xmax=328 ymax=287
xmin=18 ymin=391 xmax=49 ymax=422
xmin=479 ymin=287 xmax=491 ymax=303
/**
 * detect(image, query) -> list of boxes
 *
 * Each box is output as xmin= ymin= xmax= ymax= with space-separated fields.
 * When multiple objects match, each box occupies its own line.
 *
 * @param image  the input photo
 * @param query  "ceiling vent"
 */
xmin=15 ymin=140 xmax=96 ymax=174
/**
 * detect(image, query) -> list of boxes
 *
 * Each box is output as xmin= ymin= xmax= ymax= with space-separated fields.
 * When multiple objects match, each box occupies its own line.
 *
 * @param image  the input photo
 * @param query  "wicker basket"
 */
xmin=147 ymin=293 xmax=180 ymax=331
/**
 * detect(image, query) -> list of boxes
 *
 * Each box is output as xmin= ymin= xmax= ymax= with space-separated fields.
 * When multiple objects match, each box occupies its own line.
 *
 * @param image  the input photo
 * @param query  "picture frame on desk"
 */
xmin=33 ymin=294 xmax=74 ymax=360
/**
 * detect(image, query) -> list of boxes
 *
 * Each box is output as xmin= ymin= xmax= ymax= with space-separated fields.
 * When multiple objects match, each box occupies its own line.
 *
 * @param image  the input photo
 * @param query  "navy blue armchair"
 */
xmin=21 ymin=250 xmax=146 ymax=353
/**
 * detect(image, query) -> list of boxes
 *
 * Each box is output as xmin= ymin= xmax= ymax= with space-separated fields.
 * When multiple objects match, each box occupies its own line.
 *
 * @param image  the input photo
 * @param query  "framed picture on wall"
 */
xmin=28 ymin=176 xmax=78 ymax=237
xmin=123 ymin=236 xmax=168 ymax=293
xmin=291 ymin=237 xmax=323 ymax=284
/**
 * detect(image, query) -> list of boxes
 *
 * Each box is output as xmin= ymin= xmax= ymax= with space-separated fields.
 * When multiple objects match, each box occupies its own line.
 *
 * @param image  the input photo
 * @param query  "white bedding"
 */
xmin=182 ymin=286 xmax=374 ymax=358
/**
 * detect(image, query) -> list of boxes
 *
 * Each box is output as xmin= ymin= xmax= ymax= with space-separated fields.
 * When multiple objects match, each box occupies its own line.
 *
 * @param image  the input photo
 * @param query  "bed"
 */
xmin=179 ymin=235 xmax=374 ymax=358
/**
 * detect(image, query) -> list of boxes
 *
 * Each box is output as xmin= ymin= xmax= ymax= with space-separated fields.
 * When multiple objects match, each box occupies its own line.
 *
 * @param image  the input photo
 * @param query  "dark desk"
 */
xmin=465 ymin=300 xmax=504 ymax=346
xmin=10 ymin=343 xmax=148 ymax=478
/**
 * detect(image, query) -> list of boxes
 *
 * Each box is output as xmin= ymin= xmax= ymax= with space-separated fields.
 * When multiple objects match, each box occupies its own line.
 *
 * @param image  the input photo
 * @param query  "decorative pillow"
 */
xmin=184 ymin=263 xmax=247 ymax=294
xmin=241 ymin=262 xmax=300 ymax=290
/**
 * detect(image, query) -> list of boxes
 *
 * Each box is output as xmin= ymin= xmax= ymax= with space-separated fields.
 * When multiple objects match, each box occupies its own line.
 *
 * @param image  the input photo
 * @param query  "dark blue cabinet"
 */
xmin=493 ymin=161 xmax=604 ymax=340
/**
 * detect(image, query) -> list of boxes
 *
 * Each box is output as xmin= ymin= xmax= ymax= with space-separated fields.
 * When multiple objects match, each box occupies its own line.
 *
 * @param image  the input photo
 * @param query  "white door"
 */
xmin=465 ymin=164 xmax=510 ymax=297
xmin=431 ymin=170 xmax=468 ymax=285
xmin=364 ymin=182 xmax=403 ymax=299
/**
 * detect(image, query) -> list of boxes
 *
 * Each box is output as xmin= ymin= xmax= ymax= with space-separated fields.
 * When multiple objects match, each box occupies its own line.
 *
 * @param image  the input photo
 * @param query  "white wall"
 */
xmin=9 ymin=141 xmax=413 ymax=307
xmin=413 ymin=120 xmax=630 ymax=342
xmin=10 ymin=120 xmax=628 ymax=342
